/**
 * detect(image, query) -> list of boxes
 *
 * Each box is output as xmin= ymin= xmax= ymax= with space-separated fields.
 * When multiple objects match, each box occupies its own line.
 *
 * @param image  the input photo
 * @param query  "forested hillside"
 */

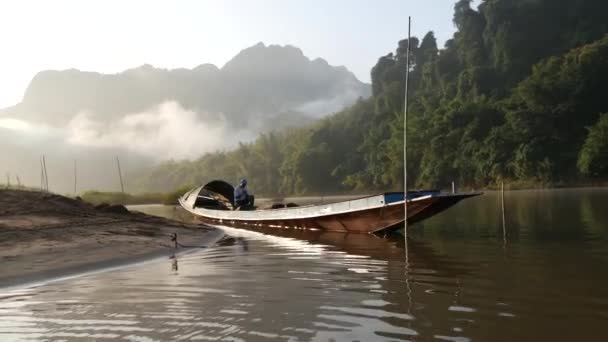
xmin=134 ymin=0 xmax=608 ymax=195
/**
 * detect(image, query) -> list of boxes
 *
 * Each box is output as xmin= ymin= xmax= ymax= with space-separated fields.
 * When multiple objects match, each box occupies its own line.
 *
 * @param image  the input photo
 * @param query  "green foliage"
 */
xmin=81 ymin=187 xmax=196 ymax=206
xmin=504 ymin=34 xmax=608 ymax=181
xmin=578 ymin=114 xmax=608 ymax=177
xmin=135 ymin=0 xmax=608 ymax=194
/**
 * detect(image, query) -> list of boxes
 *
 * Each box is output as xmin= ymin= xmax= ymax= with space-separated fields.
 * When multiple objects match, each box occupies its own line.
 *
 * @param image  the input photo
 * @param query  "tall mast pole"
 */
xmin=403 ymin=16 xmax=411 ymax=241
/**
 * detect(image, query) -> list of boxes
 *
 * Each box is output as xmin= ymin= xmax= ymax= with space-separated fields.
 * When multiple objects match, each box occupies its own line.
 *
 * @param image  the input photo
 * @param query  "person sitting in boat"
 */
xmin=234 ymin=178 xmax=255 ymax=210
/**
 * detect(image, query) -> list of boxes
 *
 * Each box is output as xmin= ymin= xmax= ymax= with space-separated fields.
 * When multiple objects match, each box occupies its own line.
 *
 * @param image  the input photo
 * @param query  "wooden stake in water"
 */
xmin=452 ymin=181 xmax=455 ymax=194
xmin=403 ymin=16 xmax=411 ymax=242
xmin=501 ymin=181 xmax=506 ymax=243
xmin=6 ymin=173 xmax=9 ymax=189
xmin=16 ymin=175 xmax=21 ymax=188
xmin=116 ymin=156 xmax=125 ymax=193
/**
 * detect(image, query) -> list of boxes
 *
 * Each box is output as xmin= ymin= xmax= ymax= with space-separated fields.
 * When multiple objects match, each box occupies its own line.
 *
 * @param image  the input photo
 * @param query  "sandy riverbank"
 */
xmin=0 ymin=189 xmax=224 ymax=288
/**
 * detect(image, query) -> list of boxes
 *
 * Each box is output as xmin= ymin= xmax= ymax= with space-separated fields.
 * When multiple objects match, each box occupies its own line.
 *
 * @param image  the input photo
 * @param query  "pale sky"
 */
xmin=0 ymin=0 xmax=462 ymax=109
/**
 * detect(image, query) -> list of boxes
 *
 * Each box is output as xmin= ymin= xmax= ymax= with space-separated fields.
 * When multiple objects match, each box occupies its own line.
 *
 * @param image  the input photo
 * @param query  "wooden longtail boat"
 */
xmin=179 ymin=180 xmax=481 ymax=234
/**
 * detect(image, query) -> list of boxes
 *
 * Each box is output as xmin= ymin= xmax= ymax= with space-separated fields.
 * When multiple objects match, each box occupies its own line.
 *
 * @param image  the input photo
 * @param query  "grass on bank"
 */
xmin=81 ymin=186 xmax=192 ymax=206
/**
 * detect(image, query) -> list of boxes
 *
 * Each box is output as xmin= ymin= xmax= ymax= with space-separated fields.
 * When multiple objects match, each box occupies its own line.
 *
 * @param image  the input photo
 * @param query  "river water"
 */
xmin=1 ymin=189 xmax=608 ymax=341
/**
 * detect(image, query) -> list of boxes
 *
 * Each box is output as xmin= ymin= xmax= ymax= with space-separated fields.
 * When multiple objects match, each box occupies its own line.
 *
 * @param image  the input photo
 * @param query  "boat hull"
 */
xmin=180 ymin=190 xmax=479 ymax=234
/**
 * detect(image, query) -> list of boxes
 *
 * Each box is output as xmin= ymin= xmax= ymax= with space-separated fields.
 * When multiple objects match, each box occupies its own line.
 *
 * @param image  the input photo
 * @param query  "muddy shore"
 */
xmin=0 ymin=189 xmax=223 ymax=288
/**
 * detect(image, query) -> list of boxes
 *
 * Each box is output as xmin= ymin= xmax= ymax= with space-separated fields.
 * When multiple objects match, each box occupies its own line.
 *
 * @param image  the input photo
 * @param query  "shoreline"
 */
xmin=0 ymin=189 xmax=225 ymax=289
xmin=80 ymin=183 xmax=608 ymax=206
xmin=0 ymin=237 xmax=221 ymax=291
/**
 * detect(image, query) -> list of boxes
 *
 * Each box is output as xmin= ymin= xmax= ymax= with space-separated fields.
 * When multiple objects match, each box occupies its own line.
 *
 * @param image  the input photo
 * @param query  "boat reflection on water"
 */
xmin=206 ymin=221 xmax=469 ymax=272
xmin=209 ymin=221 xmax=474 ymax=298
xmin=205 ymin=222 xmax=483 ymax=340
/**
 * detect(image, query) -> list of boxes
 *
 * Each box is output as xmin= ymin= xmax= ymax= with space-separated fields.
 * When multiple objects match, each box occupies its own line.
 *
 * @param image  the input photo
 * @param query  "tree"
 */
xmin=578 ymin=114 xmax=608 ymax=177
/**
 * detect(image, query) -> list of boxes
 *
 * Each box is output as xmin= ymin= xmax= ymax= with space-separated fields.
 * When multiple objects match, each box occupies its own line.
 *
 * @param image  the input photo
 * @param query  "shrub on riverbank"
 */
xmin=81 ymin=186 xmax=193 ymax=206
xmin=81 ymin=191 xmax=165 ymax=205
xmin=161 ymin=185 xmax=193 ymax=205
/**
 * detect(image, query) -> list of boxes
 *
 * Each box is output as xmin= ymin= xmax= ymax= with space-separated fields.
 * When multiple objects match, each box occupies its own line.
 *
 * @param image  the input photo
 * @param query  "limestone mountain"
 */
xmin=1 ymin=42 xmax=371 ymax=131
xmin=0 ymin=43 xmax=370 ymax=193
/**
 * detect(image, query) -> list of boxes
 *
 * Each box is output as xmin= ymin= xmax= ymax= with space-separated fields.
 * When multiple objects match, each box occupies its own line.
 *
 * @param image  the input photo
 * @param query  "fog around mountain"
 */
xmin=0 ymin=42 xmax=370 ymax=193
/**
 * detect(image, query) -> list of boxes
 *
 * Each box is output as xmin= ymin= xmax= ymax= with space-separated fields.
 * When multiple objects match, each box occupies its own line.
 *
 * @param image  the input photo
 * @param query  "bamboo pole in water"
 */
xmin=403 ymin=16 xmax=411 ymax=242
xmin=403 ymin=16 xmax=413 ymax=314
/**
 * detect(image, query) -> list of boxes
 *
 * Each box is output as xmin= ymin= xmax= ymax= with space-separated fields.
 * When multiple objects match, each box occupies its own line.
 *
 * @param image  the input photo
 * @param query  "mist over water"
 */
xmin=65 ymin=101 xmax=255 ymax=160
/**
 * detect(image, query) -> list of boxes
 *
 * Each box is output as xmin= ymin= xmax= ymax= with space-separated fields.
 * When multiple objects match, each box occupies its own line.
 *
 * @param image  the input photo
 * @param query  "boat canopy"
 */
xmin=202 ymin=180 xmax=235 ymax=205
xmin=182 ymin=180 xmax=235 ymax=210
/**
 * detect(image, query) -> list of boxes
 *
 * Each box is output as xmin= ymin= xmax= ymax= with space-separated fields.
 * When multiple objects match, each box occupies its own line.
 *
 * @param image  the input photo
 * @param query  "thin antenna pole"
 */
xmin=403 ymin=16 xmax=411 ymax=241
xmin=40 ymin=157 xmax=44 ymax=191
xmin=42 ymin=155 xmax=49 ymax=192
xmin=116 ymin=156 xmax=125 ymax=193
xmin=74 ymin=160 xmax=77 ymax=195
